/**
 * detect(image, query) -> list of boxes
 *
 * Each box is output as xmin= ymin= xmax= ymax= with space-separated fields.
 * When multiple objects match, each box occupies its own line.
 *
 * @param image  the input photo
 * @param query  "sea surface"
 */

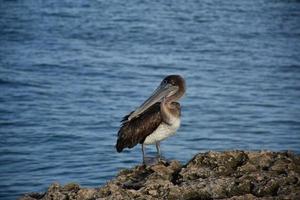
xmin=1 ymin=0 xmax=300 ymax=199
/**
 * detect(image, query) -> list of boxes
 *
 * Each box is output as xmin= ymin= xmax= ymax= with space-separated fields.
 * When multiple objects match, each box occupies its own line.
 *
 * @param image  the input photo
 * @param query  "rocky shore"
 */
xmin=20 ymin=151 xmax=300 ymax=200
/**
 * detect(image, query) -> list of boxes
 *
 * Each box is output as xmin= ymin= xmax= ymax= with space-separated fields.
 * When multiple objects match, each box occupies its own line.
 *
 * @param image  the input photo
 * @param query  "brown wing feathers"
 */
xmin=116 ymin=103 xmax=162 ymax=152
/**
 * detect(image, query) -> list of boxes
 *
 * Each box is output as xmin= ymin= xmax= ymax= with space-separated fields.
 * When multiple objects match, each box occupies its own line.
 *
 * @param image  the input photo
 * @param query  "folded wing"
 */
xmin=116 ymin=103 xmax=162 ymax=152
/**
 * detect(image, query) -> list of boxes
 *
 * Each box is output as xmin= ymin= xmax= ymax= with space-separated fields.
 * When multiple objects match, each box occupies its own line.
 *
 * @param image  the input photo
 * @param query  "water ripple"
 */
xmin=1 ymin=0 xmax=300 ymax=199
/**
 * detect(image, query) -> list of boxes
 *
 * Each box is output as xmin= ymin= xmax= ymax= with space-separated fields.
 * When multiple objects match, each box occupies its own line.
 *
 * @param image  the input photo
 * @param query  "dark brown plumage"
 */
xmin=116 ymin=103 xmax=161 ymax=152
xmin=116 ymin=102 xmax=181 ymax=152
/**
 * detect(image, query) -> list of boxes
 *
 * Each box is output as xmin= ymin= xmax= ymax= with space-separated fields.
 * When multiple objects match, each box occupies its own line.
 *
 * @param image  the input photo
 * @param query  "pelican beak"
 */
xmin=128 ymin=82 xmax=178 ymax=121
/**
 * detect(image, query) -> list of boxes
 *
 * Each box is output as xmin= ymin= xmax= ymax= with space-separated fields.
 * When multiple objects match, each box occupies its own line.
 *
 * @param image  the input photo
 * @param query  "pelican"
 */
xmin=116 ymin=75 xmax=186 ymax=164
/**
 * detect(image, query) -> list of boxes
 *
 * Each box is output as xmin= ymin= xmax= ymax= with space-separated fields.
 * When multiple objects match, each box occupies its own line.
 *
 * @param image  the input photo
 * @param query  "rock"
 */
xmin=77 ymin=188 xmax=96 ymax=200
xmin=62 ymin=183 xmax=80 ymax=192
xmin=19 ymin=151 xmax=300 ymax=200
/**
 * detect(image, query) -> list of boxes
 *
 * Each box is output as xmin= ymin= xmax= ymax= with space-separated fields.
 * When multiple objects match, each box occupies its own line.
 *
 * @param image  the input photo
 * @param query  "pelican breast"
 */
xmin=143 ymin=116 xmax=180 ymax=144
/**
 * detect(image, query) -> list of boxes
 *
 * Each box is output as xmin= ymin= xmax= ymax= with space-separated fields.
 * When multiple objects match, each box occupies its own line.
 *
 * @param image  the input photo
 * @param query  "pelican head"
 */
xmin=127 ymin=75 xmax=185 ymax=121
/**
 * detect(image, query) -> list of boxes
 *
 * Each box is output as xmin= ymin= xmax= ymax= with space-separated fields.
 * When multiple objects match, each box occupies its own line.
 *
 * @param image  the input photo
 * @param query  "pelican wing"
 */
xmin=116 ymin=103 xmax=162 ymax=152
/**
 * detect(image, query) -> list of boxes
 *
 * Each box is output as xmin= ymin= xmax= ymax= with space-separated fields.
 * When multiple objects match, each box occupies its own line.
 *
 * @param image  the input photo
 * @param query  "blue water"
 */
xmin=1 ymin=0 xmax=300 ymax=199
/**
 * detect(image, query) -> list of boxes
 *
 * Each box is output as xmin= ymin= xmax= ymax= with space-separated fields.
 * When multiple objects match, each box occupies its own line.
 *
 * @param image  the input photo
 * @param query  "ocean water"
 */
xmin=1 ymin=0 xmax=300 ymax=199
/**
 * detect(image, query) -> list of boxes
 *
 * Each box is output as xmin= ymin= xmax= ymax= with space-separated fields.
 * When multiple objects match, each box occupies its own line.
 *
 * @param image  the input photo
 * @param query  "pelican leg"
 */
xmin=142 ymin=143 xmax=146 ymax=165
xmin=156 ymin=142 xmax=161 ymax=161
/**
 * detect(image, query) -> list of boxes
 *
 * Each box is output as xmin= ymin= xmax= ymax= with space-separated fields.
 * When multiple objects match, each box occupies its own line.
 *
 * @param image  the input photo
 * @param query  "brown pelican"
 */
xmin=116 ymin=75 xmax=186 ymax=164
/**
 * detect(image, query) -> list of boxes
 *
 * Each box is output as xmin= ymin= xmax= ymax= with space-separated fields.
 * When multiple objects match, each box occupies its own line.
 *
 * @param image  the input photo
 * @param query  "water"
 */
xmin=1 ymin=0 xmax=300 ymax=199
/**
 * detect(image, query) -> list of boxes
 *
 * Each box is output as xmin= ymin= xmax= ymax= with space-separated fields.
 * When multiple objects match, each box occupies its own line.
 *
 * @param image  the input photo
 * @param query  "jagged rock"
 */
xmin=19 ymin=151 xmax=300 ymax=200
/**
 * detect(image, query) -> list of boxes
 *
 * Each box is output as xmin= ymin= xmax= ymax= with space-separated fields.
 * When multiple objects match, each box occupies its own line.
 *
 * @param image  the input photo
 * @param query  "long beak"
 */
xmin=127 ymin=82 xmax=178 ymax=121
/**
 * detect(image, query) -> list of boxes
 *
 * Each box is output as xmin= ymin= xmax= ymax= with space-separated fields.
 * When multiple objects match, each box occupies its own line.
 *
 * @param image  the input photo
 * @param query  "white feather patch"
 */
xmin=143 ymin=117 xmax=180 ymax=145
